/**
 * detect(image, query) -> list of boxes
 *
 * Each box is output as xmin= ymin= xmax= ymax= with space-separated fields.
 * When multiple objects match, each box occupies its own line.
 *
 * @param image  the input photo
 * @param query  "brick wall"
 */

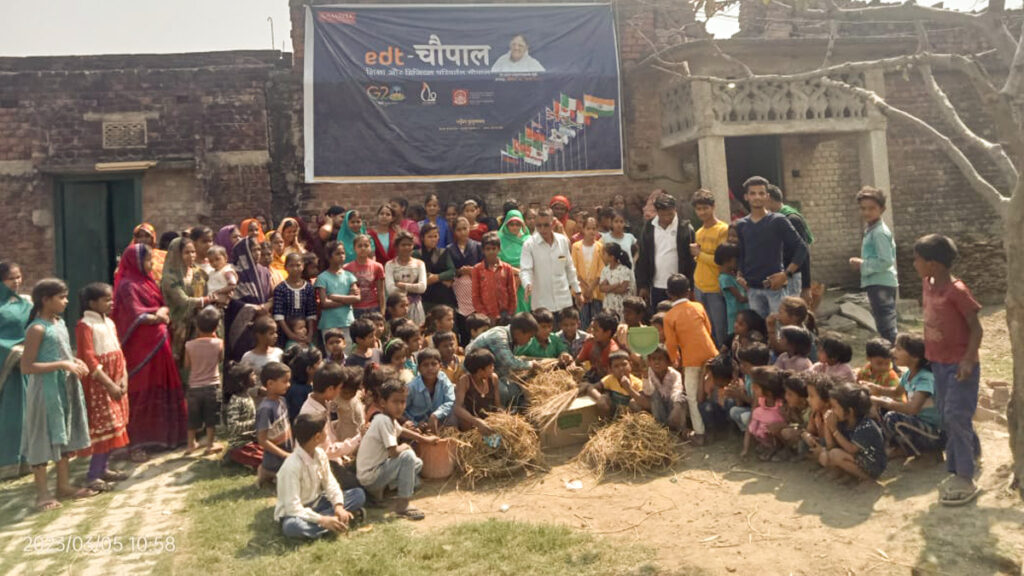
xmin=0 ymin=51 xmax=297 ymax=285
xmin=780 ymin=133 xmax=863 ymax=288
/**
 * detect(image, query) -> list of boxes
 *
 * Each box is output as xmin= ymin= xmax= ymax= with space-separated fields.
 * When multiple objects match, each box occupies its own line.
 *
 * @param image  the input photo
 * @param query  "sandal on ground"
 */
xmin=36 ymin=498 xmax=62 ymax=512
xmin=87 ymin=479 xmax=115 ymax=493
xmin=940 ymin=485 xmax=981 ymax=507
xmin=395 ymin=507 xmax=425 ymax=521
xmin=202 ymin=444 xmax=224 ymax=456
xmin=102 ymin=469 xmax=129 ymax=482
xmin=58 ymin=486 xmax=99 ymax=500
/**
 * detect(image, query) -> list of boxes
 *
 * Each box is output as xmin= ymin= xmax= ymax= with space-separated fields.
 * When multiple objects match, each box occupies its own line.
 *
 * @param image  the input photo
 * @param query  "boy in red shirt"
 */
xmin=914 ymin=234 xmax=983 ymax=506
xmin=663 ymin=274 xmax=718 ymax=445
xmin=471 ymin=232 xmax=517 ymax=322
xmin=577 ymin=312 xmax=620 ymax=385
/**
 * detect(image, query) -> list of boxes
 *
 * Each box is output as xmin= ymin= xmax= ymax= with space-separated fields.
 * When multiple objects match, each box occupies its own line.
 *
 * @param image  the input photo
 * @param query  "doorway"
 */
xmin=726 ymin=135 xmax=782 ymax=211
xmin=55 ymin=177 xmax=141 ymax=323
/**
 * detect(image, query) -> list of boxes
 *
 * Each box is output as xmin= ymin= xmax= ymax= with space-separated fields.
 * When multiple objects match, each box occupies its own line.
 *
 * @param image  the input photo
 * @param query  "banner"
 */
xmin=304 ymin=3 xmax=623 ymax=182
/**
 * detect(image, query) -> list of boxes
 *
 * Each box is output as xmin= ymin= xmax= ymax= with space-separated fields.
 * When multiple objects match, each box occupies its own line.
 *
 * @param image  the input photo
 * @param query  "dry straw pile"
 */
xmin=516 ymin=368 xmax=580 ymax=431
xmin=443 ymin=413 xmax=544 ymax=487
xmin=576 ymin=412 xmax=680 ymax=479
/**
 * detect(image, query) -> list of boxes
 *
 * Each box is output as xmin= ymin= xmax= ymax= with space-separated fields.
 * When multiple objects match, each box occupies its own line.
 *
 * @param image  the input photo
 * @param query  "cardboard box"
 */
xmin=539 ymin=396 xmax=599 ymax=450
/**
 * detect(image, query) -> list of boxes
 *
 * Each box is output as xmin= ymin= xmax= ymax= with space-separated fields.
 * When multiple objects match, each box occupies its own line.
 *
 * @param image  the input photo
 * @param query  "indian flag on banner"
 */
xmin=506 ymin=144 xmax=523 ymax=158
xmin=559 ymin=94 xmax=576 ymax=118
xmin=584 ymin=95 xmax=615 ymax=117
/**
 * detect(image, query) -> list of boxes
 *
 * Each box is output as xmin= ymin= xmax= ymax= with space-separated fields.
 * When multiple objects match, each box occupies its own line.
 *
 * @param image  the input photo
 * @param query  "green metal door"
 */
xmin=56 ymin=178 xmax=141 ymax=324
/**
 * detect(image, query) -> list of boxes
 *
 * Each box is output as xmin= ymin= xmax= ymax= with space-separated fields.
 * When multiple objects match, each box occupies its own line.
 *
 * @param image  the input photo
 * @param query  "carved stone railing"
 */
xmin=661 ymin=72 xmax=885 ymax=148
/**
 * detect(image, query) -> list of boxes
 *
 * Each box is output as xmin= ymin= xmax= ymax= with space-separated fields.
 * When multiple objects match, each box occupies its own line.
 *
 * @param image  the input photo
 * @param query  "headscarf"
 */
xmin=549 ymin=195 xmax=571 ymax=224
xmin=266 ymin=230 xmax=287 ymax=276
xmin=133 ymin=223 xmax=157 ymax=243
xmin=112 ymin=244 xmax=165 ymax=347
xmin=0 ymin=273 xmax=31 ymax=385
xmin=277 ymin=218 xmax=305 ymax=256
xmin=231 ymin=237 xmax=272 ymax=305
xmin=336 ymin=210 xmax=365 ymax=264
xmin=159 ymin=237 xmax=190 ymax=293
xmin=239 ymin=219 xmax=266 ymax=244
xmin=215 ymin=225 xmax=238 ymax=252
xmin=497 ymin=210 xmax=528 ymax=268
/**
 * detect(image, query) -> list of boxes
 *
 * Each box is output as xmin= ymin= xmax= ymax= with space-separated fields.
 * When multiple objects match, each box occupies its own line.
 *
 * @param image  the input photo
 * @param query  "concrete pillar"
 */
xmin=698 ymin=135 xmax=730 ymax=221
xmin=858 ymin=129 xmax=894 ymax=229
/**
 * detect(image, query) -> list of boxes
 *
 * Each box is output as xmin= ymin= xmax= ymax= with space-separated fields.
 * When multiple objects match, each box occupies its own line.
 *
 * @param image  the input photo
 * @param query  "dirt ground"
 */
xmin=410 ymin=307 xmax=1024 ymax=576
xmin=1 ymin=307 xmax=1021 ymax=575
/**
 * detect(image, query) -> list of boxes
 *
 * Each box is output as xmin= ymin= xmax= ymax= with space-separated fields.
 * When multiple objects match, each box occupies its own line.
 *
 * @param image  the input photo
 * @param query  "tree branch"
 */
xmin=772 ymin=0 xmax=1018 ymax=66
xmin=710 ymin=40 xmax=753 ymax=78
xmin=820 ymin=20 xmax=839 ymax=69
xmin=820 ymin=77 xmax=1010 ymax=216
xmin=920 ymin=64 xmax=1019 ymax=189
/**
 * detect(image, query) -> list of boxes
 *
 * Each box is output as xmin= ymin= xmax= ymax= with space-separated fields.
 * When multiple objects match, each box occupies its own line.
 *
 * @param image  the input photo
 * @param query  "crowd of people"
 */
xmin=0 ymin=179 xmax=986 ymax=537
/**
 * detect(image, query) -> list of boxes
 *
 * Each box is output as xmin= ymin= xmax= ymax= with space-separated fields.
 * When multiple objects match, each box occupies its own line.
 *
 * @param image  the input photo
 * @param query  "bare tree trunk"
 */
xmin=1007 ymin=177 xmax=1024 ymax=497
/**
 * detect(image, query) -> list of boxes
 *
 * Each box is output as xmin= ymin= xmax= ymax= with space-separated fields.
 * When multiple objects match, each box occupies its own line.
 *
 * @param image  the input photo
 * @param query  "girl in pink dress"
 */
xmin=742 ymin=367 xmax=787 ymax=460
xmin=76 ymin=283 xmax=131 ymax=492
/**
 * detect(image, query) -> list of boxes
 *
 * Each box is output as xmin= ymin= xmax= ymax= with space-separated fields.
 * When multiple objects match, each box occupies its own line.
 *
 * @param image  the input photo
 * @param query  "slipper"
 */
xmin=202 ymin=444 xmax=224 ymax=456
xmin=102 ymin=469 xmax=129 ymax=482
xmin=36 ymin=499 xmax=62 ymax=512
xmin=395 ymin=507 xmax=425 ymax=521
xmin=941 ymin=486 xmax=981 ymax=507
xmin=87 ymin=479 xmax=115 ymax=493
xmin=58 ymin=486 xmax=99 ymax=500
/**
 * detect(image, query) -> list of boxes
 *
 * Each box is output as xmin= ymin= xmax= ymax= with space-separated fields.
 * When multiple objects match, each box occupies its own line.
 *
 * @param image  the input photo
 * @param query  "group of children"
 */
xmin=14 ymin=184 xmax=987 ymax=531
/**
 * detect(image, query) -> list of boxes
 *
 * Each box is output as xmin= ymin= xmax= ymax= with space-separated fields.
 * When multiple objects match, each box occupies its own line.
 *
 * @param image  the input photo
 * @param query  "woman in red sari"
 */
xmin=112 ymin=244 xmax=187 ymax=459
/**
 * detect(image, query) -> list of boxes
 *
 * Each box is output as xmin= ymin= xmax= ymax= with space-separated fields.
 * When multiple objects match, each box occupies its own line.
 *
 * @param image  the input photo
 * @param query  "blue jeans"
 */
xmin=579 ymin=299 xmax=602 ymax=331
xmin=784 ymin=272 xmax=802 ymax=298
xmin=695 ymin=288 xmax=728 ymax=347
xmin=361 ymin=448 xmax=423 ymax=499
xmin=280 ymin=491 xmax=367 ymax=539
xmin=866 ymin=285 xmax=898 ymax=344
xmin=747 ymin=287 xmax=785 ymax=318
xmin=729 ymin=405 xmax=751 ymax=433
xmin=932 ymin=362 xmax=980 ymax=479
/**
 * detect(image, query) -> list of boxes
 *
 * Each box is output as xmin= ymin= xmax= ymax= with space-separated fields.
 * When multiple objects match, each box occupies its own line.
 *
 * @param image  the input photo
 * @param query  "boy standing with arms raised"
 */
xmin=914 ymin=234 xmax=983 ymax=506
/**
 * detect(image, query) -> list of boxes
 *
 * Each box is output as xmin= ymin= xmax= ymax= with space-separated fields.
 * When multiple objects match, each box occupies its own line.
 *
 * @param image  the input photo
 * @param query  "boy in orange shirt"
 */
xmin=663 ymin=273 xmax=718 ymax=445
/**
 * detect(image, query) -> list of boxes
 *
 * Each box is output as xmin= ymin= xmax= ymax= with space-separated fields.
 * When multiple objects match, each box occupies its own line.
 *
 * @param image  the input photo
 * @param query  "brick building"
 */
xmin=0 ymin=0 xmax=1013 ymax=301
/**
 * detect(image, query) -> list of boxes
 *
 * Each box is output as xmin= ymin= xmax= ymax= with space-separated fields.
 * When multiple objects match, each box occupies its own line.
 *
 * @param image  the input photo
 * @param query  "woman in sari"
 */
xmin=415 ymin=222 xmax=456 ymax=312
xmin=115 ymin=223 xmax=166 ymax=290
xmin=336 ymin=210 xmax=373 ymax=264
xmin=113 ymin=244 xmax=187 ymax=457
xmin=161 ymin=238 xmax=218 ymax=370
xmin=277 ymin=218 xmax=306 ymax=258
xmin=0 ymin=262 xmax=31 ymax=478
xmin=296 ymin=216 xmax=328 ymax=270
xmin=266 ymin=229 xmax=288 ymax=283
xmin=497 ymin=209 xmax=531 ymax=313
xmin=240 ymin=218 xmax=266 ymax=244
xmin=225 ymin=237 xmax=273 ymax=362
xmin=214 ymin=225 xmax=241 ymax=254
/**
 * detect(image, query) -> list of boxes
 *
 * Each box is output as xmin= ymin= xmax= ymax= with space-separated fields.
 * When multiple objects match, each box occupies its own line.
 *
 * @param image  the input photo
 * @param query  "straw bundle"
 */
xmin=516 ymin=370 xmax=580 ymax=431
xmin=576 ymin=412 xmax=680 ymax=479
xmin=442 ymin=413 xmax=544 ymax=487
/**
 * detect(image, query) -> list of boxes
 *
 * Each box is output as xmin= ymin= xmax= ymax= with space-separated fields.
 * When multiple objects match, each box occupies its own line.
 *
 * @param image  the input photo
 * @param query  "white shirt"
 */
xmin=274 ymin=446 xmax=345 ymax=523
xmin=356 ymin=413 xmax=400 ymax=485
xmin=651 ymin=215 xmax=680 ymax=289
xmin=491 ymin=53 xmax=545 ymax=73
xmin=520 ymin=231 xmax=580 ymax=312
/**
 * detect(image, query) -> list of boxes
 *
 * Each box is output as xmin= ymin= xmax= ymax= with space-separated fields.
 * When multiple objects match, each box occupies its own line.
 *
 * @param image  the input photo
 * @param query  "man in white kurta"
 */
xmin=519 ymin=209 xmax=581 ymax=314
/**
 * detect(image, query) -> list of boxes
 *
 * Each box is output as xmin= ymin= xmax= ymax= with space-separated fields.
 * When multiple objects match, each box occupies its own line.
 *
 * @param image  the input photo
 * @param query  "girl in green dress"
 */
xmin=20 ymin=278 xmax=93 ymax=510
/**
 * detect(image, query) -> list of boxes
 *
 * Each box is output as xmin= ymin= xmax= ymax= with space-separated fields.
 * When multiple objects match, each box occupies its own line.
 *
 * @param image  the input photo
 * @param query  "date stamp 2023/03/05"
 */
xmin=20 ymin=534 xmax=176 ymax=556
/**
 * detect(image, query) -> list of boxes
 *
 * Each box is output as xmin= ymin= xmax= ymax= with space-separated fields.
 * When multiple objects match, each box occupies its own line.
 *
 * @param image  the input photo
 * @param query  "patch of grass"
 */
xmin=168 ymin=460 xmax=659 ymax=576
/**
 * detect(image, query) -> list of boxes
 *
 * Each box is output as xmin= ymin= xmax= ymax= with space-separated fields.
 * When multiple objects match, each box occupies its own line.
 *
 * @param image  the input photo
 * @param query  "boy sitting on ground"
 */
xmin=275 ymin=412 xmax=366 ymax=540
xmin=515 ymin=307 xmax=572 ymax=366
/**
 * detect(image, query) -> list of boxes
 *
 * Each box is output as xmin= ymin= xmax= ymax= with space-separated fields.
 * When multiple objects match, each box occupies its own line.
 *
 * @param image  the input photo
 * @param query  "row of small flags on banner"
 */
xmin=500 ymin=93 xmax=615 ymax=168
